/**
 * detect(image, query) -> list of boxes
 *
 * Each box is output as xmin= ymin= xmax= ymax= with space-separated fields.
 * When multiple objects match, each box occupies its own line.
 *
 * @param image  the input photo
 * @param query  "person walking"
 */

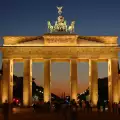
xmin=82 ymin=100 xmax=86 ymax=112
xmin=70 ymin=102 xmax=77 ymax=120
xmin=89 ymin=100 xmax=93 ymax=112
xmin=112 ymin=102 xmax=116 ymax=113
xmin=3 ymin=100 xmax=9 ymax=120
xmin=79 ymin=100 xmax=82 ymax=110
xmin=107 ymin=101 xmax=111 ymax=112
xmin=102 ymin=101 xmax=106 ymax=112
xmin=118 ymin=101 xmax=120 ymax=114
xmin=86 ymin=101 xmax=90 ymax=113
xmin=62 ymin=101 xmax=68 ymax=120
xmin=97 ymin=100 xmax=100 ymax=113
xmin=33 ymin=103 xmax=36 ymax=112
xmin=115 ymin=103 xmax=118 ymax=114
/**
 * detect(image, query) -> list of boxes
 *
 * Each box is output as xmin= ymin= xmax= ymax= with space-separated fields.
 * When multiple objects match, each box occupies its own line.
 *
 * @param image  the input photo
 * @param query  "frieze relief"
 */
xmin=2 ymin=46 xmax=118 ymax=59
xmin=45 ymin=38 xmax=75 ymax=43
xmin=44 ymin=35 xmax=78 ymax=45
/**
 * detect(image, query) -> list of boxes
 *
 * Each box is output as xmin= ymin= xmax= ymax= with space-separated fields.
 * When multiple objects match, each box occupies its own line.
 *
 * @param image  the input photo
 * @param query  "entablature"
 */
xmin=0 ymin=46 xmax=119 ymax=59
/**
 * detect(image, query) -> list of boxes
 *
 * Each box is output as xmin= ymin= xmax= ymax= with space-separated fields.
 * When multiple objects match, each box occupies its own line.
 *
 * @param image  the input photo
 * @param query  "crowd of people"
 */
xmin=32 ymin=99 xmax=120 ymax=120
xmin=1 ymin=99 xmax=120 ymax=120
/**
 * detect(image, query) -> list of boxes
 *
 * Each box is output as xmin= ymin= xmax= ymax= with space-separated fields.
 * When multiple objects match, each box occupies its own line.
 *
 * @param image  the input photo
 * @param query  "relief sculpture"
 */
xmin=2 ymin=46 xmax=118 ymax=59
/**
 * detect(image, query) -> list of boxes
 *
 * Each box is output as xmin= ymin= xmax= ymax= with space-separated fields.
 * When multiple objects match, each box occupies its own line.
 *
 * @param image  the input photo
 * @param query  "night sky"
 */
xmin=0 ymin=0 xmax=120 ymax=96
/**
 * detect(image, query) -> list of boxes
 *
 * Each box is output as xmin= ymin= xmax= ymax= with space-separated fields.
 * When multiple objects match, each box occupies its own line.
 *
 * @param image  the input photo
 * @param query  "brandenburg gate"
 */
xmin=0 ymin=6 xmax=120 ymax=106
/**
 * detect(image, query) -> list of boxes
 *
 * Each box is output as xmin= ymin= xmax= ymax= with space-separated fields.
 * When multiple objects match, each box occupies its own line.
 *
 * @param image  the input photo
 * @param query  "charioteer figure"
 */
xmin=47 ymin=6 xmax=75 ymax=33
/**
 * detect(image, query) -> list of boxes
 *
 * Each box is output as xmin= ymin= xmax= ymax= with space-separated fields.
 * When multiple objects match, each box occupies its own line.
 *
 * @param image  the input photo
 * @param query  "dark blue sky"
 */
xmin=0 ymin=0 xmax=120 ymax=95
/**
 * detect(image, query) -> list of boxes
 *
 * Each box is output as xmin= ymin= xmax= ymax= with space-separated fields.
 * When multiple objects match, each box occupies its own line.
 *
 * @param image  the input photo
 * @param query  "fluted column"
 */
xmin=44 ymin=59 xmax=51 ymax=103
xmin=70 ymin=59 xmax=77 ymax=101
xmin=23 ymin=59 xmax=32 ymax=106
xmin=108 ymin=59 xmax=119 ymax=104
xmin=118 ymin=74 xmax=120 ymax=101
xmin=0 ymin=75 xmax=1 ymax=103
xmin=2 ymin=59 xmax=13 ymax=103
xmin=0 ymin=71 xmax=2 ymax=103
xmin=89 ymin=59 xmax=98 ymax=106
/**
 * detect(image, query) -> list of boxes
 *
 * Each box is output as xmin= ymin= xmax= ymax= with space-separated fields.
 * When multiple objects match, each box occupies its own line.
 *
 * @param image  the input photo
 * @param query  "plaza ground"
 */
xmin=0 ymin=108 xmax=120 ymax=120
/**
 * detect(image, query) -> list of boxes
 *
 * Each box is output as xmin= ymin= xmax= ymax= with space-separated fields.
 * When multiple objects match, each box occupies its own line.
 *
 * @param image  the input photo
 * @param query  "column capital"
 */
xmin=43 ymin=57 xmax=51 ymax=59
xmin=44 ymin=58 xmax=51 ymax=61
xmin=70 ymin=59 xmax=78 ymax=63
xmin=89 ymin=59 xmax=98 ymax=61
xmin=2 ymin=58 xmax=13 ymax=61
xmin=108 ymin=58 xmax=118 ymax=61
xmin=70 ymin=57 xmax=78 ymax=60
xmin=23 ymin=58 xmax=32 ymax=60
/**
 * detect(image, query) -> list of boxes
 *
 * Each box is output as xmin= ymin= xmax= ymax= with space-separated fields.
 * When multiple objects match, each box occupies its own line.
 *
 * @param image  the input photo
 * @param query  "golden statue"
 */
xmin=57 ymin=6 xmax=63 ymax=15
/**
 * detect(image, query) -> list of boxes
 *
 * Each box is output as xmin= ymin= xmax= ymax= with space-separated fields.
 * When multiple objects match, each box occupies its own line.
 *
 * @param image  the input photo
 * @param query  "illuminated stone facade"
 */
xmin=0 ymin=34 xmax=120 ymax=106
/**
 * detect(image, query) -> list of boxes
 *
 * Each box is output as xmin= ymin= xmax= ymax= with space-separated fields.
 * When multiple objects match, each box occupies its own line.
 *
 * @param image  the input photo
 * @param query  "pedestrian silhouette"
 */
xmin=107 ymin=101 xmax=111 ymax=112
xmin=70 ymin=101 xmax=77 ymax=120
xmin=115 ymin=103 xmax=118 ymax=113
xmin=118 ymin=101 xmax=120 ymax=114
xmin=79 ymin=100 xmax=82 ymax=109
xmin=89 ymin=100 xmax=93 ymax=112
xmin=97 ymin=100 xmax=100 ymax=112
xmin=62 ymin=101 xmax=68 ymax=120
xmin=102 ymin=101 xmax=105 ymax=112
xmin=82 ymin=100 xmax=86 ymax=112
xmin=112 ymin=102 xmax=116 ymax=113
xmin=86 ymin=101 xmax=90 ymax=113
xmin=3 ymin=100 xmax=9 ymax=120
xmin=33 ymin=103 xmax=36 ymax=112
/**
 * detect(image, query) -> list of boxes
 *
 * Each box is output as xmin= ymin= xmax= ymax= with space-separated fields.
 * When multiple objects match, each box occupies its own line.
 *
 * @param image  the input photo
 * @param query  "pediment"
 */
xmin=77 ymin=39 xmax=105 ymax=46
xmin=17 ymin=39 xmax=44 ymax=45
xmin=3 ymin=35 xmax=118 ymax=46
xmin=16 ymin=38 xmax=105 ymax=46
xmin=3 ymin=36 xmax=44 ymax=46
